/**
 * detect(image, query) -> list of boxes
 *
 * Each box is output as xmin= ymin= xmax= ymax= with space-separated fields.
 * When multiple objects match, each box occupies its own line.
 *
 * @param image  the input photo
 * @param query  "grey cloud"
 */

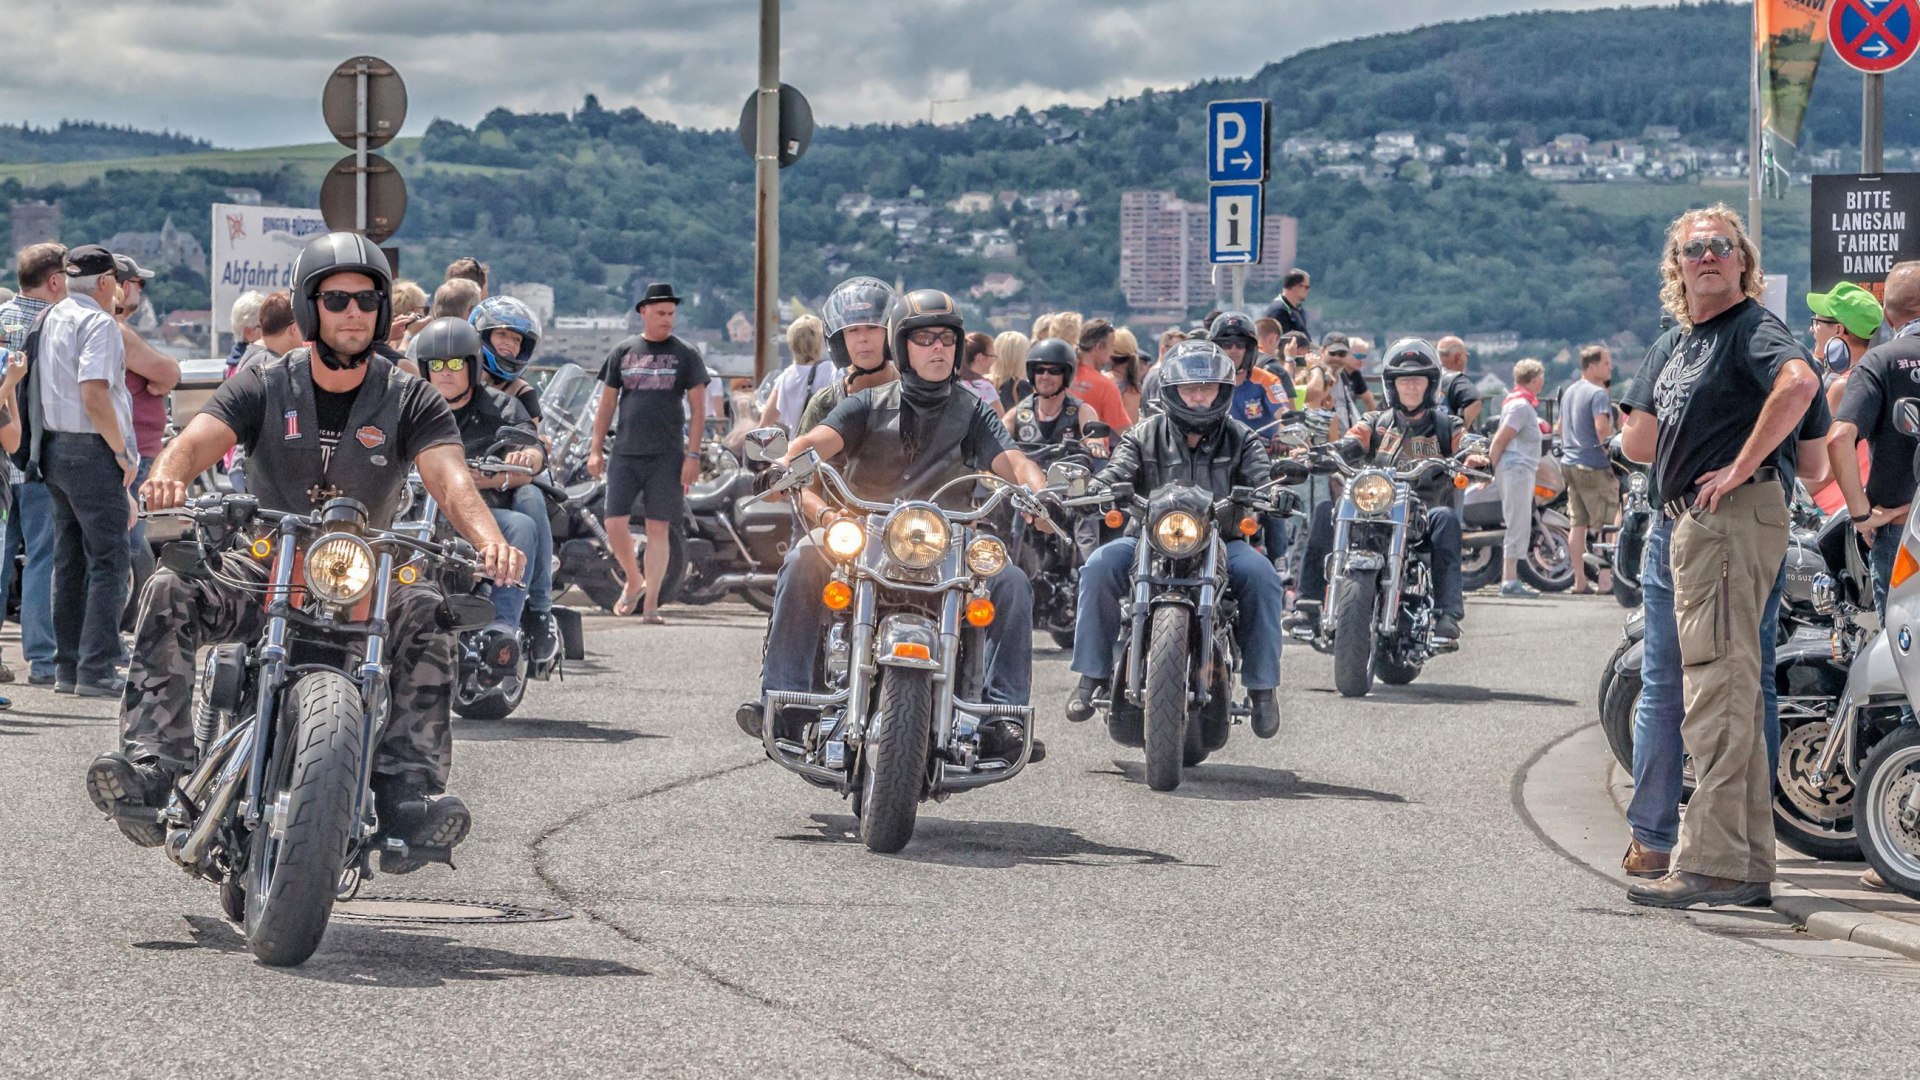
xmin=0 ymin=0 xmax=1676 ymax=148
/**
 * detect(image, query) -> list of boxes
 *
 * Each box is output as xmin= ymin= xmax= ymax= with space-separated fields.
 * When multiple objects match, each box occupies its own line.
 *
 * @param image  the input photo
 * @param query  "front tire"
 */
xmin=1332 ymin=571 xmax=1378 ymax=698
xmin=1460 ymin=547 xmax=1498 ymax=592
xmin=859 ymin=668 xmax=931 ymax=854
xmin=243 ymin=671 xmax=363 ymax=967
xmin=1143 ymin=606 xmax=1192 ymax=792
xmin=1857 ymin=724 xmax=1920 ymax=900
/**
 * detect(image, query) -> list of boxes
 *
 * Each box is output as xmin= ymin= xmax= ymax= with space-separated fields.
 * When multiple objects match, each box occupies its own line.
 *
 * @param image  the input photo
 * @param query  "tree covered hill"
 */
xmin=0 ymin=1 xmax=1902 ymax=352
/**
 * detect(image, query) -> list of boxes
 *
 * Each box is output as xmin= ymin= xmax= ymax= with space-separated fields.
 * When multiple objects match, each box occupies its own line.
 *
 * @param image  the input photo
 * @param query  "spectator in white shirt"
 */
xmin=1489 ymin=357 xmax=1547 ymax=598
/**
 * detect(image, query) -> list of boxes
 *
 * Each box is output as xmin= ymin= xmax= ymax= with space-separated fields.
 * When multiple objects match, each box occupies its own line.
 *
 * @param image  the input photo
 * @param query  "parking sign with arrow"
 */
xmin=1207 ymin=100 xmax=1268 ymax=184
xmin=1831 ymin=0 xmax=1920 ymax=74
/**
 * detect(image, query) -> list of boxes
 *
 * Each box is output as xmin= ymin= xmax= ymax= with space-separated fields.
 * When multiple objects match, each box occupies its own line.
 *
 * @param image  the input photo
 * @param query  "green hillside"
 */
xmin=0 ymin=1 xmax=1890 ymax=356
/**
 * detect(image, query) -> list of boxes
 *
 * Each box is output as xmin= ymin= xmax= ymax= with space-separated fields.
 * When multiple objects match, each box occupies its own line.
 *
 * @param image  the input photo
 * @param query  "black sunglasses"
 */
xmin=1031 ymin=365 xmax=1072 ymax=378
xmin=317 ymin=289 xmax=383 ymax=313
xmin=1680 ymin=237 xmax=1736 ymax=262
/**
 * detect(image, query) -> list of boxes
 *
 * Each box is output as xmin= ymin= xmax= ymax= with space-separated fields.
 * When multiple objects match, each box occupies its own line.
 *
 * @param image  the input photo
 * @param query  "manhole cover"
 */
xmin=332 ymin=897 xmax=570 ymax=925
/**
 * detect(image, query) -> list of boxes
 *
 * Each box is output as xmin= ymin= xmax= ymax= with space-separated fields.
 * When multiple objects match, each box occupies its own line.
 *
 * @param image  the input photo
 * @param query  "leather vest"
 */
xmin=246 ymin=348 xmax=412 ymax=528
xmin=1360 ymin=408 xmax=1457 ymax=505
xmin=842 ymin=382 xmax=979 ymax=506
xmin=1009 ymin=393 xmax=1082 ymax=448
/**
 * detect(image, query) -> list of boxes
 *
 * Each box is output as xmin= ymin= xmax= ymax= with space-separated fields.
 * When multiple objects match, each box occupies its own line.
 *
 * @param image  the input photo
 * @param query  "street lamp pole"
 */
xmin=753 ymin=0 xmax=781 ymax=385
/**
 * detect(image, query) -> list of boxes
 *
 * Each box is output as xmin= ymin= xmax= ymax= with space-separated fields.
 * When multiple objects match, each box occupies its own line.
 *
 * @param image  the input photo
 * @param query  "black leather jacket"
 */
xmin=1096 ymin=414 xmax=1274 ymax=497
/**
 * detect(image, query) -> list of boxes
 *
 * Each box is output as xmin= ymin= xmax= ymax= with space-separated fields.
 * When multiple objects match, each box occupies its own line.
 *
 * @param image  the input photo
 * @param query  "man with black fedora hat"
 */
xmin=588 ymin=281 xmax=708 ymax=620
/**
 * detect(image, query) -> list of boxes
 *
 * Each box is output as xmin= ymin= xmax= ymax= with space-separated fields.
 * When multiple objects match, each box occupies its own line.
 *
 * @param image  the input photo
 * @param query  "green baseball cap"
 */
xmin=1807 ymin=281 xmax=1884 ymax=339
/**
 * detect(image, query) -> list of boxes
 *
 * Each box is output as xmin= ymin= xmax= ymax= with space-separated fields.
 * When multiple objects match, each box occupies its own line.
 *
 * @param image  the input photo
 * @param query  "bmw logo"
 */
xmin=1902 ymin=628 xmax=1913 ymax=654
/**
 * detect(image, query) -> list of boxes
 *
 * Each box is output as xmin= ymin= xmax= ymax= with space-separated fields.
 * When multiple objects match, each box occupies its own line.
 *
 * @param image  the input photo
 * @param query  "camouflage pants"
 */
xmin=120 ymin=553 xmax=457 ymax=792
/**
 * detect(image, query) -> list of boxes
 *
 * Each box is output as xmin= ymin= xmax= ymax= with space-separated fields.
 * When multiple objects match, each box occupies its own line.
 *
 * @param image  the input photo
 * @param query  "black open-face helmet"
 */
xmin=1380 ymin=338 xmax=1442 ymax=416
xmin=887 ymin=288 xmax=965 ymax=387
xmin=411 ymin=316 xmax=484 ymax=394
xmin=821 ymin=276 xmax=895 ymax=370
xmin=290 ymin=232 xmax=393 ymax=368
xmin=1025 ymin=337 xmax=1077 ymax=393
xmin=1157 ymin=340 xmax=1236 ymax=435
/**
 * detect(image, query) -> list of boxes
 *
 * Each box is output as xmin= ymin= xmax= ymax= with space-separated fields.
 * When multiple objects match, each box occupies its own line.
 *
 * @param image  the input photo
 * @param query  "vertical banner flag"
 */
xmin=209 ymin=203 xmax=330 ymax=336
xmin=1758 ymin=0 xmax=1832 ymax=192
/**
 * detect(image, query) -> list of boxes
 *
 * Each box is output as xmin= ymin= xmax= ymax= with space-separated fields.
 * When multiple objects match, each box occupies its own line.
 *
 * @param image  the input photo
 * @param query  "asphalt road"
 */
xmin=4 ymin=592 xmax=1919 ymax=1078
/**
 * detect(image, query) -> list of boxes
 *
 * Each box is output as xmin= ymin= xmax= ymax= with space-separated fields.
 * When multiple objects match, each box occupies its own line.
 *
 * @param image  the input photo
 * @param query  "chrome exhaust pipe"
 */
xmin=712 ymin=572 xmax=779 ymax=591
xmin=169 ymin=725 xmax=253 ymax=869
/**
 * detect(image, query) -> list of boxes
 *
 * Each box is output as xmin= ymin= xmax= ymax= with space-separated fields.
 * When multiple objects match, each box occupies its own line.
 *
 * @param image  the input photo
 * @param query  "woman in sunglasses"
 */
xmin=1107 ymin=327 xmax=1144 ymax=424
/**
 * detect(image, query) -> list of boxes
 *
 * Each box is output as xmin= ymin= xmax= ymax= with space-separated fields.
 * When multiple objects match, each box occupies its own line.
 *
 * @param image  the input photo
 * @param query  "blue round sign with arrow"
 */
xmin=1831 ymin=0 xmax=1920 ymax=74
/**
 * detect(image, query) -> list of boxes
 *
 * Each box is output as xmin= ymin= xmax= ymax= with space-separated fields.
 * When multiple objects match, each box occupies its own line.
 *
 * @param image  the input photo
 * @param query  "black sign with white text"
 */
xmin=1812 ymin=172 xmax=1920 ymax=291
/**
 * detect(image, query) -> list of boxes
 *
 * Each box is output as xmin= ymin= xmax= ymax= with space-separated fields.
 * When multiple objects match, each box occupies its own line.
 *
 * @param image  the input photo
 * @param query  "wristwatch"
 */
xmin=1852 ymin=510 xmax=1875 ymax=524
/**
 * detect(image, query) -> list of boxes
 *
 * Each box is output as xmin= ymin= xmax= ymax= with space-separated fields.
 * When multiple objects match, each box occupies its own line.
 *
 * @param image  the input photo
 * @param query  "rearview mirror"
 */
xmin=1081 ymin=421 xmax=1113 ymax=441
xmin=491 ymin=424 xmax=541 ymax=451
xmin=1046 ymin=460 xmax=1091 ymax=497
xmin=1896 ymin=399 xmax=1920 ymax=439
xmin=742 ymin=427 xmax=789 ymax=463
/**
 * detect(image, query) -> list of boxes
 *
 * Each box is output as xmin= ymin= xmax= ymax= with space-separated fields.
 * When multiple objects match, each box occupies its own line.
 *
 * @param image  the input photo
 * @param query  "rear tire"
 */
xmin=859 ymin=668 xmax=930 ymax=854
xmin=1519 ymin=514 xmax=1574 ymax=592
xmin=242 ymin=671 xmax=363 ymax=967
xmin=1049 ymin=627 xmax=1076 ymax=650
xmin=453 ymin=673 xmax=527 ymax=721
xmin=1332 ymin=571 xmax=1378 ymax=698
xmin=1460 ymin=547 xmax=1498 ymax=592
xmin=1143 ymin=606 xmax=1191 ymax=792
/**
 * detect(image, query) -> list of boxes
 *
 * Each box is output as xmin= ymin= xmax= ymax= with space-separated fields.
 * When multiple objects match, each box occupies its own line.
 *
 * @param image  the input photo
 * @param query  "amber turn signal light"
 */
xmin=1453 ymin=474 xmax=1470 ymax=490
xmin=1238 ymin=516 xmax=1259 ymax=537
xmin=396 ymin=565 xmax=419 ymax=586
xmin=891 ymin=642 xmax=932 ymax=660
xmin=822 ymin=581 xmax=853 ymax=610
xmin=1893 ymin=545 xmax=1920 ymax=591
xmin=250 ymin=537 xmax=273 ymax=559
xmin=1104 ymin=509 xmax=1124 ymax=528
xmin=965 ymin=598 xmax=996 ymax=627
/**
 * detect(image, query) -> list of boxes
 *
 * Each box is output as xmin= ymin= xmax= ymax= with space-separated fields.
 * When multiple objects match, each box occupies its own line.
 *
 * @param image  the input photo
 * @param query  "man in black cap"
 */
xmin=587 ymin=282 xmax=708 ymax=620
xmin=35 ymin=244 xmax=136 ymax=696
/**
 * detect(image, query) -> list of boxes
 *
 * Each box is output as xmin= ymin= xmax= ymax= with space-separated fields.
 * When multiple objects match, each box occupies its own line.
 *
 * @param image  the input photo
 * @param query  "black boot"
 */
xmin=372 ymin=776 xmax=471 ymax=875
xmin=85 ymin=752 xmax=173 ymax=847
xmin=1065 ymin=676 xmax=1105 ymax=723
xmin=1434 ymin=612 xmax=1462 ymax=640
xmin=979 ymin=719 xmax=1045 ymax=763
xmin=1249 ymin=688 xmax=1280 ymax=739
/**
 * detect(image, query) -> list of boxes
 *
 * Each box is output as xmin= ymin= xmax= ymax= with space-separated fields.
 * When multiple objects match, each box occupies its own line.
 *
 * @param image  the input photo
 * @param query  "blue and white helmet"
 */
xmin=470 ymin=295 xmax=542 ymax=381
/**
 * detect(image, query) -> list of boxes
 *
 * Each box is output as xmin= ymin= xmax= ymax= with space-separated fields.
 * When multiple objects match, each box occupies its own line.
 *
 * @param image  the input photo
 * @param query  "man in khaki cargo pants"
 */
xmin=1623 ymin=205 xmax=1819 ymax=909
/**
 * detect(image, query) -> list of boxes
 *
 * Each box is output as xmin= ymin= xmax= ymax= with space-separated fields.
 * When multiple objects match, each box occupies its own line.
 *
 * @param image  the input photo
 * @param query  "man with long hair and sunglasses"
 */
xmin=1618 ymin=205 xmax=1821 ymax=910
xmin=86 ymin=232 xmax=523 ymax=874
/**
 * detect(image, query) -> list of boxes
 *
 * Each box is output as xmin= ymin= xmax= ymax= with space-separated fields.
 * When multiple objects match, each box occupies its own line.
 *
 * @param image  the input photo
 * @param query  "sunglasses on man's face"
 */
xmin=1325 ymin=349 xmax=1351 ymax=359
xmin=1032 ymin=365 xmax=1071 ymax=380
xmin=1681 ymin=236 xmax=1737 ymax=262
xmin=425 ymin=357 xmax=468 ymax=373
xmin=907 ymin=328 xmax=958 ymax=347
xmin=317 ymin=289 xmax=382 ymax=314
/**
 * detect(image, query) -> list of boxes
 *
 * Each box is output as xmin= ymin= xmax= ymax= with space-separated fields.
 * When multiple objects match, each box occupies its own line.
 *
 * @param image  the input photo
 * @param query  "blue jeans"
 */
xmin=1627 ymin=517 xmax=1786 ymax=851
xmin=1071 ymin=537 xmax=1285 ymax=691
xmin=508 ymin=484 xmax=554 ymax=615
xmin=486 ymin=506 xmax=541 ymax=625
xmin=4 ymin=480 xmax=57 ymax=678
xmin=42 ymin=434 xmax=131 ymax=686
xmin=761 ymin=536 xmax=1035 ymax=705
xmin=1871 ymin=520 xmax=1903 ymax=616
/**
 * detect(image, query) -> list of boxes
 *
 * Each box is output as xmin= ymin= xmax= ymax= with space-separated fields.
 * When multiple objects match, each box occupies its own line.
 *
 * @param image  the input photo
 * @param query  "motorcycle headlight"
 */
xmin=1151 ymin=510 xmax=1205 ymax=556
xmin=1350 ymin=473 xmax=1395 ymax=515
xmin=966 ymin=536 xmax=1008 ymax=577
xmin=825 ymin=518 xmax=866 ymax=560
xmin=304 ymin=533 xmax=375 ymax=606
xmin=884 ymin=506 xmax=949 ymax=569
xmin=1628 ymin=472 xmax=1648 ymax=495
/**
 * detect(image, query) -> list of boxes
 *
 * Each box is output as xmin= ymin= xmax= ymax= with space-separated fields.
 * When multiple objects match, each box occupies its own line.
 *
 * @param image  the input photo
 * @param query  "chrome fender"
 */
xmin=874 ymin=613 xmax=942 ymax=671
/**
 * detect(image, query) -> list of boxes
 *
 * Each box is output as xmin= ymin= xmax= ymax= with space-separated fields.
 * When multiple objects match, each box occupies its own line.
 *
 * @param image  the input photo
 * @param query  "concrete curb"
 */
xmin=1519 ymin=721 xmax=1920 ymax=963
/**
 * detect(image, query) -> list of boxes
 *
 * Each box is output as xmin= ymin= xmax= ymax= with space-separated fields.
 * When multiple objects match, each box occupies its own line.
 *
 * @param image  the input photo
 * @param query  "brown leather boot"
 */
xmin=1621 ymin=840 xmax=1670 ymax=879
xmin=1627 ymin=871 xmax=1770 ymax=909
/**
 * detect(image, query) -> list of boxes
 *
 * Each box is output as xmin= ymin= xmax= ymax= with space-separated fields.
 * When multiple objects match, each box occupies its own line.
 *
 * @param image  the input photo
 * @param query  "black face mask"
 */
xmin=899 ymin=362 xmax=952 ymax=411
xmin=314 ymin=338 xmax=372 ymax=371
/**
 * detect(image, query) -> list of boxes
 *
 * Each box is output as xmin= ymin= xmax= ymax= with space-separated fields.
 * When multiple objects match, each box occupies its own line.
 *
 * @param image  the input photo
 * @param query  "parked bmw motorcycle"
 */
xmin=130 ymin=493 xmax=496 ymax=966
xmin=1068 ymin=468 xmax=1300 ymax=792
xmin=1458 ymin=458 xmax=1574 ymax=593
xmin=742 ymin=429 xmax=1055 ymax=854
xmin=1600 ymin=502 xmax=1867 ymax=861
xmin=1294 ymin=441 xmax=1489 ymax=697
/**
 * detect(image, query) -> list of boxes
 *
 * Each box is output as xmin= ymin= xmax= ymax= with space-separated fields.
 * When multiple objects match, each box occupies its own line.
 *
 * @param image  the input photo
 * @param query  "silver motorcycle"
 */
xmin=742 ymin=428 xmax=1056 ymax=854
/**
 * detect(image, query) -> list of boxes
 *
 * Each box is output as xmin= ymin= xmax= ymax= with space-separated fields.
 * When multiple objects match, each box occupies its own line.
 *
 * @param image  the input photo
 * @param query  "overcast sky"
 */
xmin=3 ymin=0 xmax=1680 ymax=149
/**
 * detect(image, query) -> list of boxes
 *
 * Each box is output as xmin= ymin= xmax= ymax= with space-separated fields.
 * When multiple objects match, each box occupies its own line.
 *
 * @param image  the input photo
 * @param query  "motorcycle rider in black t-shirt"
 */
xmin=737 ymin=289 xmax=1051 ymax=761
xmin=1296 ymin=340 xmax=1487 ymax=642
xmin=85 ymin=232 xmax=525 ymax=872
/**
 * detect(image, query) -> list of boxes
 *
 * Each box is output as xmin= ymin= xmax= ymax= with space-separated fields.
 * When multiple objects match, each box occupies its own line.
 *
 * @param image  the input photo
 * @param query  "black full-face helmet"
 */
xmin=1157 ymin=340 xmax=1236 ymax=435
xmin=1380 ymin=338 xmax=1442 ymax=417
xmin=1025 ymin=338 xmax=1077 ymax=395
xmin=820 ymin=276 xmax=895 ymax=370
xmin=291 ymin=231 xmax=393 ymax=369
xmin=411 ymin=316 xmax=485 ymax=397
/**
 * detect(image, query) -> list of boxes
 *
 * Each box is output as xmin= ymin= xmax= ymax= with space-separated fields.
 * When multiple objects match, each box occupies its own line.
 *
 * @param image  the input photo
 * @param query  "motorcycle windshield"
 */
xmin=539 ymin=363 xmax=599 ymax=429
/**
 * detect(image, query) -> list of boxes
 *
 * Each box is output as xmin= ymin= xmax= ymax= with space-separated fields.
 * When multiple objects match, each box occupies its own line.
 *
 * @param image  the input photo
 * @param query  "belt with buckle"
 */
xmin=1661 ymin=465 xmax=1780 ymax=520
